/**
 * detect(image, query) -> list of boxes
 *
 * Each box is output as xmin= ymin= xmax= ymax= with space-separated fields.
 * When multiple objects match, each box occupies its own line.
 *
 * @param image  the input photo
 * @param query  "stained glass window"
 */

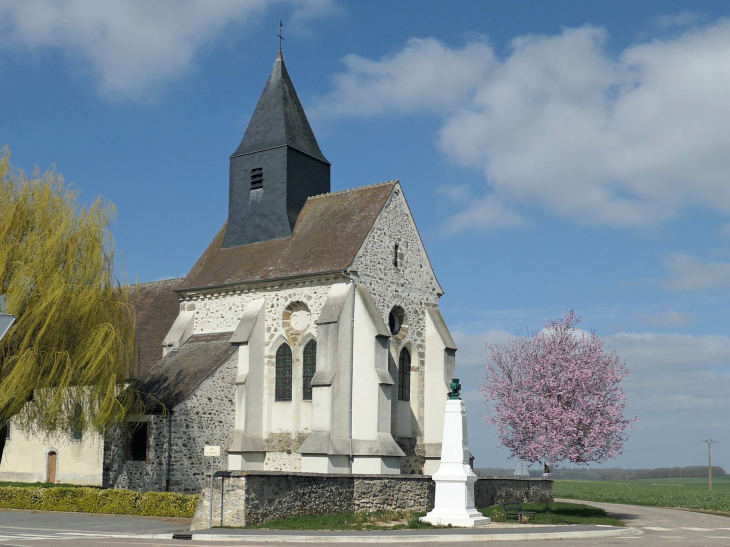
xmin=303 ymin=340 xmax=316 ymax=401
xmin=276 ymin=343 xmax=293 ymax=401
xmin=398 ymin=348 xmax=411 ymax=401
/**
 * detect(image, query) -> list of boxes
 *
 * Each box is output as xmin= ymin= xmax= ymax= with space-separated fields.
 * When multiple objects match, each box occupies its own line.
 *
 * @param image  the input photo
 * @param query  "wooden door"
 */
xmin=47 ymin=452 xmax=57 ymax=484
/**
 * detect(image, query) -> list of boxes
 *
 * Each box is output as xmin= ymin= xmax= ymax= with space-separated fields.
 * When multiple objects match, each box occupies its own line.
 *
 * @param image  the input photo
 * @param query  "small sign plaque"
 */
xmin=204 ymin=445 xmax=220 ymax=457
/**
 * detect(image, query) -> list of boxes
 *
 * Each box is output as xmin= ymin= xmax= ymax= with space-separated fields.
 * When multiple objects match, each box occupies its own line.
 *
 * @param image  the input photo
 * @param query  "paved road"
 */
xmin=0 ymin=509 xmax=190 ymax=545
xmin=555 ymin=498 xmax=730 ymax=546
xmin=0 ymin=502 xmax=728 ymax=546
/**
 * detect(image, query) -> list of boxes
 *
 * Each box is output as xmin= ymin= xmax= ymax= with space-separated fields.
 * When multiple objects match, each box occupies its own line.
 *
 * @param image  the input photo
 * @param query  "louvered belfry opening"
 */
xmin=250 ymin=167 xmax=263 ymax=190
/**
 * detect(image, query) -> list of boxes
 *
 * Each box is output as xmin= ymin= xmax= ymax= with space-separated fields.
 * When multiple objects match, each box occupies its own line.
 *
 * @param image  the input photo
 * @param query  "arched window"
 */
xmin=398 ymin=348 xmax=411 ymax=401
xmin=302 ymin=340 xmax=316 ymax=401
xmin=275 ymin=343 xmax=293 ymax=401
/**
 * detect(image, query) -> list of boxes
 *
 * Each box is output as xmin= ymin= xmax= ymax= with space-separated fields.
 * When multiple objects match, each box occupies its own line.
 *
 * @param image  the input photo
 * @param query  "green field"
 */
xmin=553 ymin=477 xmax=730 ymax=515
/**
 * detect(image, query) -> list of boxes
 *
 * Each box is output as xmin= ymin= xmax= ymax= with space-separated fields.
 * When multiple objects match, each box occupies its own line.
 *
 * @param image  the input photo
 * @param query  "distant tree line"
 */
xmin=476 ymin=466 xmax=727 ymax=480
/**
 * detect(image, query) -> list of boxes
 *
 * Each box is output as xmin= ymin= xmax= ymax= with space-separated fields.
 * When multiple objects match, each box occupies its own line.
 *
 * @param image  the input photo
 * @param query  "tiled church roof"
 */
xmin=134 ymin=333 xmax=236 ymax=413
xmin=128 ymin=181 xmax=398 ymax=411
xmin=129 ymin=278 xmax=181 ymax=377
xmin=179 ymin=181 xmax=398 ymax=291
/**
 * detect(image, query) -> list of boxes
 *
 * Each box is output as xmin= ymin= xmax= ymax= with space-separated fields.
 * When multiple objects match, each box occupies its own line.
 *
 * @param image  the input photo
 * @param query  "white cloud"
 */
xmin=312 ymin=37 xmax=496 ymax=118
xmin=442 ymin=194 xmax=526 ymax=232
xmin=717 ymin=222 xmax=730 ymax=238
xmin=654 ymin=12 xmax=708 ymax=31
xmin=626 ymin=371 xmax=730 ymax=412
xmin=0 ymin=0 xmax=336 ymax=101
xmin=316 ymin=20 xmax=730 ymax=231
xmin=607 ymin=331 xmax=730 ymax=372
xmin=452 ymin=329 xmax=514 ymax=368
xmin=289 ymin=0 xmax=343 ymax=30
xmin=640 ymin=310 xmax=694 ymax=326
xmin=663 ymin=253 xmax=730 ymax=291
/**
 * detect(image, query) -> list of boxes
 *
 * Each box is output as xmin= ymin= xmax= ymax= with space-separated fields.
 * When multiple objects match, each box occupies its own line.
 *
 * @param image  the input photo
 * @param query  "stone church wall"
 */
xmin=191 ymin=471 xmax=552 ymax=529
xmin=351 ymin=186 xmax=443 ymax=473
xmin=179 ymin=279 xmax=337 ymax=467
xmin=102 ymin=417 xmax=168 ymax=492
xmin=103 ymin=353 xmax=237 ymax=494
xmin=168 ymin=352 xmax=237 ymax=492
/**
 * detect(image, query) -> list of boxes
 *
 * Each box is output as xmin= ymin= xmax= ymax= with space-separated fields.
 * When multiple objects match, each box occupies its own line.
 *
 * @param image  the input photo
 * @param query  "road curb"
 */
xmin=152 ymin=526 xmax=642 ymax=543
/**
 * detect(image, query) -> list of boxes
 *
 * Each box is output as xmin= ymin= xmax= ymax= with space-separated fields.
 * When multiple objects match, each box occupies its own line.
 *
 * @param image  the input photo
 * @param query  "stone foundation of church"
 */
xmin=395 ymin=437 xmax=423 ymax=474
xmin=190 ymin=471 xmax=552 ymax=529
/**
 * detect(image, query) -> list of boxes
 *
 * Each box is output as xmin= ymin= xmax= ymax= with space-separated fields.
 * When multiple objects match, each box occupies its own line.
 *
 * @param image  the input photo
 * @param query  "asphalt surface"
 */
xmin=558 ymin=498 xmax=730 ymax=546
xmin=0 ymin=509 xmax=190 ymax=544
xmin=0 ymin=501 xmax=727 ymax=546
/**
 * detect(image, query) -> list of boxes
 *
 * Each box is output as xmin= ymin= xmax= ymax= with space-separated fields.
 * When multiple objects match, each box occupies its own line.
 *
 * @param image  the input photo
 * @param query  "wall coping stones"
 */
xmin=211 ymin=470 xmax=552 ymax=482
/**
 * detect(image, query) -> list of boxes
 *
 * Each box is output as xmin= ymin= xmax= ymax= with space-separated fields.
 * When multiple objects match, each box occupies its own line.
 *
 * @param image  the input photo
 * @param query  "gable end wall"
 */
xmin=350 ymin=185 xmax=443 ymax=473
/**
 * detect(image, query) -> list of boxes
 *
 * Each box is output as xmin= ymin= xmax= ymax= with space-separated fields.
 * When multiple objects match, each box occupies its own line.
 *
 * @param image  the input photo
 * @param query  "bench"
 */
xmin=503 ymin=502 xmax=536 ymax=520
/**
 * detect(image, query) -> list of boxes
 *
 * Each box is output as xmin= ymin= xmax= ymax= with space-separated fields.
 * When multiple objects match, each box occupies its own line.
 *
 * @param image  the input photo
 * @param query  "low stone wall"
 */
xmin=474 ymin=477 xmax=553 ymax=507
xmin=354 ymin=475 xmax=434 ymax=513
xmin=233 ymin=473 xmax=354 ymax=526
xmin=191 ymin=471 xmax=551 ymax=530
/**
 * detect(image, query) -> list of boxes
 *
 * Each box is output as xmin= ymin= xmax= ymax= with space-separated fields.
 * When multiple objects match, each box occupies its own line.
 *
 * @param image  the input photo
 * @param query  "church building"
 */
xmin=100 ymin=51 xmax=459 ymax=493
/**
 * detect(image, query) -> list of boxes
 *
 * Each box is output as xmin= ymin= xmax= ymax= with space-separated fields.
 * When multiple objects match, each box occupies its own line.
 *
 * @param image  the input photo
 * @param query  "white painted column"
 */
xmin=420 ymin=394 xmax=490 ymax=527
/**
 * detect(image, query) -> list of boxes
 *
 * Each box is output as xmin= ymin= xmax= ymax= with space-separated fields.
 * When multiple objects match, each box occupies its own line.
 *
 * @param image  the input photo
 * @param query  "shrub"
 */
xmin=0 ymin=486 xmax=198 ymax=517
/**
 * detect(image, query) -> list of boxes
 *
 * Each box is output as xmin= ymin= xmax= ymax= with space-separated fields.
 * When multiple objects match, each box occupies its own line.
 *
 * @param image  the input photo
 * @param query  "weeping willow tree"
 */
xmin=0 ymin=147 xmax=141 ymax=445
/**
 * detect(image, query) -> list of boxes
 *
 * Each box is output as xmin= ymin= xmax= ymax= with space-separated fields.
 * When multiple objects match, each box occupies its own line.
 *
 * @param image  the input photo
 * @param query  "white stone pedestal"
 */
xmin=420 ymin=398 xmax=491 ymax=527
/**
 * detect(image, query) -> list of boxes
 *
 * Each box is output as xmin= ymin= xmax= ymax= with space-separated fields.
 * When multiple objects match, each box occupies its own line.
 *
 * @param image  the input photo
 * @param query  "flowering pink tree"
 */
xmin=480 ymin=311 xmax=636 ymax=470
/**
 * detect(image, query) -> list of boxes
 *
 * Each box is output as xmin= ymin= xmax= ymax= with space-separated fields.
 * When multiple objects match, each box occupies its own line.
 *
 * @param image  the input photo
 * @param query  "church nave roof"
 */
xmin=179 ymin=181 xmax=398 ymax=291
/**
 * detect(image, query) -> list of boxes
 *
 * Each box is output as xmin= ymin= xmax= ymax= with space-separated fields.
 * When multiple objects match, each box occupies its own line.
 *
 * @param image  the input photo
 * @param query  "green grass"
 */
xmin=222 ymin=503 xmax=621 ymax=530
xmin=480 ymin=502 xmax=623 ymax=526
xmin=553 ymin=477 xmax=730 ymax=515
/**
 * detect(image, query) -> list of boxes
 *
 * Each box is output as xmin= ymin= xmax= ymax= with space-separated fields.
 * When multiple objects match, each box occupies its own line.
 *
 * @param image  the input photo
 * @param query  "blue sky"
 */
xmin=2 ymin=0 xmax=730 ymax=472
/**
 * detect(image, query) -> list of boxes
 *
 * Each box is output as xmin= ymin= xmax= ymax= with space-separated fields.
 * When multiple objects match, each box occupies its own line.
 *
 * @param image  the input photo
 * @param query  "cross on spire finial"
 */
xmin=278 ymin=20 xmax=284 ymax=53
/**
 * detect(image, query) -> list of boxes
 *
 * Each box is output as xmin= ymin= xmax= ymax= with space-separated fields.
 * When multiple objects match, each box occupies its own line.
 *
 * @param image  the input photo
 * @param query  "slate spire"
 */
xmin=231 ymin=52 xmax=328 ymax=163
xmin=223 ymin=53 xmax=330 ymax=249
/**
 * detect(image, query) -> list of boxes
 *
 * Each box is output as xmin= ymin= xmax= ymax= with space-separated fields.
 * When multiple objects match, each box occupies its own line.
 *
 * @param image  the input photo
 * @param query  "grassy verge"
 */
xmin=222 ymin=503 xmax=621 ymax=530
xmin=0 ymin=486 xmax=197 ymax=518
xmin=481 ymin=502 xmax=623 ymax=526
xmin=553 ymin=478 xmax=730 ymax=515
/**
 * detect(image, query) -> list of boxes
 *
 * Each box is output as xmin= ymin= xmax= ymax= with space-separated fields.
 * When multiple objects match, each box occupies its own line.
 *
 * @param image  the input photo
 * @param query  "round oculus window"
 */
xmin=388 ymin=306 xmax=407 ymax=338
xmin=283 ymin=301 xmax=311 ymax=335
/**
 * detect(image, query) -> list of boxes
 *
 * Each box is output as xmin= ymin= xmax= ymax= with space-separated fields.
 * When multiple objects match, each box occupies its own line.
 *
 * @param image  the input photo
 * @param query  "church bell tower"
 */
xmin=223 ymin=51 xmax=331 ymax=249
